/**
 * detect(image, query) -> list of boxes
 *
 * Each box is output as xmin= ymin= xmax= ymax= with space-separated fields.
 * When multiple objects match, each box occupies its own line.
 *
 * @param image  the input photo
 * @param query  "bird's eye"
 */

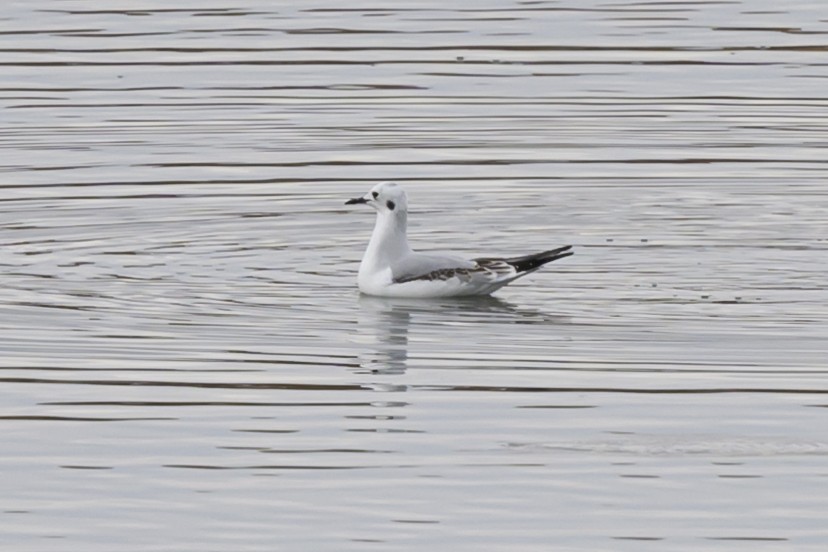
xmin=386 ymin=200 xmax=395 ymax=211
xmin=372 ymin=191 xmax=379 ymax=199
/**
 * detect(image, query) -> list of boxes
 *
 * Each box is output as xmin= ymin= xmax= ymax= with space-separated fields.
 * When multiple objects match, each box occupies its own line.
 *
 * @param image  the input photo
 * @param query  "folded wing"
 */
xmin=392 ymin=245 xmax=573 ymax=285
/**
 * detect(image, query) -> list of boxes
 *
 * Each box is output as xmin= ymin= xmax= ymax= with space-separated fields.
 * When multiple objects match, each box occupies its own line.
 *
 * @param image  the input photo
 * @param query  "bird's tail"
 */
xmin=507 ymin=245 xmax=573 ymax=273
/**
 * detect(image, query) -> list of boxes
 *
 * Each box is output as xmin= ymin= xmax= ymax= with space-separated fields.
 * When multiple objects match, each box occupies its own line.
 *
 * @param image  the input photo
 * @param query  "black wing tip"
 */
xmin=541 ymin=245 xmax=573 ymax=256
xmin=509 ymin=245 xmax=574 ymax=273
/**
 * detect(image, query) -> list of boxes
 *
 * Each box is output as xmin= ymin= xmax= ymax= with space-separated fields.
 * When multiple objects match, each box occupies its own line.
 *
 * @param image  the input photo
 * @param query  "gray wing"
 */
xmin=391 ymin=246 xmax=574 ymax=285
xmin=390 ymin=253 xmax=478 ymax=284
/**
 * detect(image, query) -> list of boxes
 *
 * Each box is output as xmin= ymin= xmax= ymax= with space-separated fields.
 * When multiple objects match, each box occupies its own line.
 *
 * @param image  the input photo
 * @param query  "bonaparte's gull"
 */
xmin=345 ymin=182 xmax=573 ymax=298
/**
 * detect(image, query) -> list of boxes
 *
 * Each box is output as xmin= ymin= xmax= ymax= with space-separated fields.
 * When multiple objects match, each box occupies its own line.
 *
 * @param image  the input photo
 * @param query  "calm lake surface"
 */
xmin=2 ymin=1 xmax=828 ymax=550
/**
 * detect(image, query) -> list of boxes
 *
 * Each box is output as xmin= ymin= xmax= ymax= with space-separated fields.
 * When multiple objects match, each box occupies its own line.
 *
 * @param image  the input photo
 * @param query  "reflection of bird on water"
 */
xmin=352 ymin=295 xmax=570 ymax=376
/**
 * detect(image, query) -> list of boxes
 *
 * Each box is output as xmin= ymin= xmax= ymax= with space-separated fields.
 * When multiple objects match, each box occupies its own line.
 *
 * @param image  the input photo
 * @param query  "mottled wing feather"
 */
xmin=390 ymin=253 xmax=473 ymax=283
xmin=393 ymin=258 xmax=514 ymax=284
xmin=473 ymin=258 xmax=517 ymax=278
xmin=391 ymin=247 xmax=573 ymax=286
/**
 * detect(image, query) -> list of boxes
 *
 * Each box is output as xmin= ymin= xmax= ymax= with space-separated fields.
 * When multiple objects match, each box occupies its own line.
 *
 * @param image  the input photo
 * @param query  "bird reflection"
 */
xmin=352 ymin=294 xmax=568 ymax=376
xmin=353 ymin=296 xmax=413 ymax=376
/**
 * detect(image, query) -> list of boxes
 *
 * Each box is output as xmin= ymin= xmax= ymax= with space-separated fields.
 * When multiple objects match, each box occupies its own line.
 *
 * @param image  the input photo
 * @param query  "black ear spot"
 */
xmin=372 ymin=191 xmax=379 ymax=199
xmin=386 ymin=200 xmax=395 ymax=211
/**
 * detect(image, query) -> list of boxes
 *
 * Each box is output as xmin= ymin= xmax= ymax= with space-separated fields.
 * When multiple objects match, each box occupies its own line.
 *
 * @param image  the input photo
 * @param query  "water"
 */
xmin=2 ymin=1 xmax=828 ymax=550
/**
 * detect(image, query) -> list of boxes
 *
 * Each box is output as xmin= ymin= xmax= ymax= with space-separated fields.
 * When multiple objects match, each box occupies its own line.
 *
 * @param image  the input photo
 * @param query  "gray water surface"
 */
xmin=2 ymin=1 xmax=828 ymax=550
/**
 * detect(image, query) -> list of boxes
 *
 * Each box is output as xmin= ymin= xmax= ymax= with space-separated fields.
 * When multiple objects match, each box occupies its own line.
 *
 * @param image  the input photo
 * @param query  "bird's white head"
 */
xmin=345 ymin=181 xmax=408 ymax=215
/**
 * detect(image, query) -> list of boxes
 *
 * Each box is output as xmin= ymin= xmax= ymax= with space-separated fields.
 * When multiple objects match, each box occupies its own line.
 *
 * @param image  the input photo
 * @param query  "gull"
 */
xmin=345 ymin=182 xmax=573 ymax=298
